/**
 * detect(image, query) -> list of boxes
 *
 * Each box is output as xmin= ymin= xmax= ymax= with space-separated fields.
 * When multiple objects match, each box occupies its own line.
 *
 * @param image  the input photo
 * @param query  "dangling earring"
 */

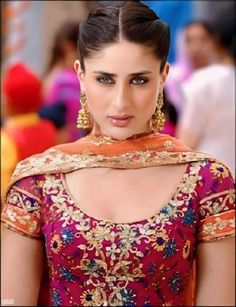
xmin=151 ymin=91 xmax=165 ymax=131
xmin=77 ymin=93 xmax=91 ymax=129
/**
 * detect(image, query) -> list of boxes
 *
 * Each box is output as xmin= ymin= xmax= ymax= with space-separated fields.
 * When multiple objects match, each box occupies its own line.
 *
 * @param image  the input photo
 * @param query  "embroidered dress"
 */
xmin=1 ymin=133 xmax=235 ymax=306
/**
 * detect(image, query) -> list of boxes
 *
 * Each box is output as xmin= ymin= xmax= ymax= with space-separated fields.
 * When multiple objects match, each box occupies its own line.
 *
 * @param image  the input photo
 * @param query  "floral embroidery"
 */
xmin=51 ymin=289 xmax=62 ymax=306
xmin=1 ymin=187 xmax=41 ymax=238
xmin=150 ymin=231 xmax=169 ymax=251
xmin=51 ymin=235 xmax=63 ymax=254
xmin=61 ymin=228 xmax=74 ymax=245
xmin=1 ymin=158 xmax=235 ymax=306
xmin=199 ymin=211 xmax=235 ymax=241
xmin=199 ymin=189 xmax=235 ymax=217
xmin=91 ymin=135 xmax=115 ymax=146
xmin=80 ymin=258 xmax=106 ymax=280
xmin=164 ymin=140 xmax=174 ymax=149
xmin=169 ymin=272 xmax=183 ymax=293
xmin=10 ymin=145 xmax=211 ymax=186
xmin=182 ymin=208 xmax=195 ymax=225
xmin=105 ymin=243 xmax=121 ymax=260
xmin=163 ymin=238 xmax=178 ymax=258
xmin=59 ymin=266 xmax=75 ymax=281
xmin=80 ymin=289 xmax=103 ymax=306
xmin=147 ymin=262 xmax=157 ymax=276
xmin=210 ymin=163 xmax=229 ymax=179
xmin=116 ymin=288 xmax=136 ymax=306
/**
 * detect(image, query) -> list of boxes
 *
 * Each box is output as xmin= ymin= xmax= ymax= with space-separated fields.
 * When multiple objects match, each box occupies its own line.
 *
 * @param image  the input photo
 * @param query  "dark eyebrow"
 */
xmin=93 ymin=70 xmax=152 ymax=77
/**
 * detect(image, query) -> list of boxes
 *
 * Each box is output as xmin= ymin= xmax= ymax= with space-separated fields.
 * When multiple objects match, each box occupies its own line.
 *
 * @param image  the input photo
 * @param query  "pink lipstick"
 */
xmin=108 ymin=114 xmax=133 ymax=127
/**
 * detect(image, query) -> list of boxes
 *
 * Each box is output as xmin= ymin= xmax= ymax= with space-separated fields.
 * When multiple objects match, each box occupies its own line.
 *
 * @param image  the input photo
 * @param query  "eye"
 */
xmin=96 ymin=76 xmax=114 ymax=84
xmin=131 ymin=77 xmax=148 ymax=85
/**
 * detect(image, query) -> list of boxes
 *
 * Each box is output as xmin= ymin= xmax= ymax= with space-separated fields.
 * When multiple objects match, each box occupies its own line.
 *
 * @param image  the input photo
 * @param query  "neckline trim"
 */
xmin=61 ymin=163 xmax=193 ymax=225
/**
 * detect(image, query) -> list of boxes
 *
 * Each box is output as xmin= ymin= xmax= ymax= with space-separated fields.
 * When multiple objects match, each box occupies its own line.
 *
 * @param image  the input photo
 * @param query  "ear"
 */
xmin=74 ymin=59 xmax=85 ymax=92
xmin=161 ymin=62 xmax=170 ymax=88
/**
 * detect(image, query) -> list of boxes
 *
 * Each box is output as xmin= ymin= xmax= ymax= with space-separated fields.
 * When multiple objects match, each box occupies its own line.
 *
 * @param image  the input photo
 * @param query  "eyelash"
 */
xmin=96 ymin=76 xmax=148 ymax=85
xmin=96 ymin=76 xmax=114 ymax=84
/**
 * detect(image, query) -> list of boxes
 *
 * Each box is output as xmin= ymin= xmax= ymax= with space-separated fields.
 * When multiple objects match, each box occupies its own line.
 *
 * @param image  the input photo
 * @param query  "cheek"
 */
xmin=84 ymin=80 xmax=108 ymax=112
xmin=134 ymin=87 xmax=158 ymax=114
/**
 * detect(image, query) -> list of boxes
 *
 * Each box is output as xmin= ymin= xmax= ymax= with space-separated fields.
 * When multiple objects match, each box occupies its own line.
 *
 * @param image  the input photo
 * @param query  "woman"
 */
xmin=177 ymin=13 xmax=235 ymax=172
xmin=42 ymin=21 xmax=83 ymax=142
xmin=1 ymin=2 xmax=235 ymax=306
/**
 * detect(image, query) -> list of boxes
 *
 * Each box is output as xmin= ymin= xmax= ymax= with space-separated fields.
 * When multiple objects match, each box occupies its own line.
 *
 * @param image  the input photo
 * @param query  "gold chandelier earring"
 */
xmin=77 ymin=93 xmax=91 ymax=129
xmin=151 ymin=91 xmax=166 ymax=132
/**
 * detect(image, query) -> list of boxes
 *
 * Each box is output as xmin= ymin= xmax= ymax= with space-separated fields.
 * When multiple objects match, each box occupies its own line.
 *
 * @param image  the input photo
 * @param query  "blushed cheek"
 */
xmin=84 ymin=82 xmax=103 ymax=109
xmin=136 ymin=91 xmax=157 ymax=113
xmin=86 ymin=92 xmax=109 ymax=118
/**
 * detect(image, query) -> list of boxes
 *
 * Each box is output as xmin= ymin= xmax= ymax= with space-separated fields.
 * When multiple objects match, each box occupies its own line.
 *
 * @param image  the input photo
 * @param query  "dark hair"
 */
xmin=78 ymin=1 xmax=170 ymax=72
xmin=183 ymin=20 xmax=215 ymax=37
xmin=46 ymin=21 xmax=79 ymax=74
xmin=211 ymin=10 xmax=235 ymax=59
xmin=162 ymin=90 xmax=178 ymax=125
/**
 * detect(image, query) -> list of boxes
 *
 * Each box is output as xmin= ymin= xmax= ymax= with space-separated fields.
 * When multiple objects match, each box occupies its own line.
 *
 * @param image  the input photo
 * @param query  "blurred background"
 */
xmin=1 ymin=1 xmax=234 ymax=75
xmin=1 ymin=1 xmax=235 ymax=198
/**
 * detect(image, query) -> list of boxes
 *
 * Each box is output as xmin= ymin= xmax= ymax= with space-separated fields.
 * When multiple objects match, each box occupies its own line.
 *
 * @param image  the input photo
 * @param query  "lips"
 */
xmin=108 ymin=114 xmax=133 ymax=127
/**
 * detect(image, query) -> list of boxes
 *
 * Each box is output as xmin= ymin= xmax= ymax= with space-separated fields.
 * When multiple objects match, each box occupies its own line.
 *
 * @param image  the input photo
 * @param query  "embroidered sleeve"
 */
xmin=1 ymin=176 xmax=42 ymax=239
xmin=197 ymin=161 xmax=235 ymax=242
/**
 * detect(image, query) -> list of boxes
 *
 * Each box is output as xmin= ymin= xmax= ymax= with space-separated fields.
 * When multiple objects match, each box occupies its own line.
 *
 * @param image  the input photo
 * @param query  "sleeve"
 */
xmin=197 ymin=160 xmax=235 ymax=242
xmin=1 ymin=176 xmax=43 ymax=240
xmin=180 ymin=76 xmax=212 ymax=135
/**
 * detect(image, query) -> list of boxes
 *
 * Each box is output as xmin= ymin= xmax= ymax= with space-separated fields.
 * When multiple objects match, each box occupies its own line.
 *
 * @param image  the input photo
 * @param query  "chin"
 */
xmin=104 ymin=127 xmax=145 ymax=141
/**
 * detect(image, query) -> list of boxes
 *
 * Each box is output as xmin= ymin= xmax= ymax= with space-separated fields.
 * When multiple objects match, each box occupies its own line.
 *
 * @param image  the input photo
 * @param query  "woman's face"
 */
xmin=184 ymin=24 xmax=216 ymax=69
xmin=75 ymin=40 xmax=169 ymax=140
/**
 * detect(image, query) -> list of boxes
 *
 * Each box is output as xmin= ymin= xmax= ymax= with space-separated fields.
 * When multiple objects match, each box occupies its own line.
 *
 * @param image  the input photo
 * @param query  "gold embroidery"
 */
xmin=164 ymin=140 xmax=174 ymax=149
xmin=9 ymin=148 xmax=211 ymax=194
xmin=210 ymin=162 xmax=230 ymax=179
xmin=199 ymin=190 xmax=235 ymax=215
xmin=199 ymin=210 xmax=235 ymax=241
xmin=41 ymin=162 xmax=202 ymax=305
xmin=183 ymin=240 xmax=191 ymax=259
xmin=90 ymin=136 xmax=115 ymax=146
xmin=202 ymin=217 xmax=235 ymax=236
xmin=199 ymin=189 xmax=235 ymax=205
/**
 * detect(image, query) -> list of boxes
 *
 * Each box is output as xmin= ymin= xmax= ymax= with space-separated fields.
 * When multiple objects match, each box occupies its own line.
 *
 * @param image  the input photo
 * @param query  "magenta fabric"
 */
xmin=3 ymin=160 xmax=235 ymax=306
xmin=161 ymin=121 xmax=176 ymax=137
xmin=44 ymin=69 xmax=81 ymax=142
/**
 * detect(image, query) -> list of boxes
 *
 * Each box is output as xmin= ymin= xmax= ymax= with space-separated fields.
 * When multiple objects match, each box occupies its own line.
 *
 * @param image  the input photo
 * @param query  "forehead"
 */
xmin=185 ymin=24 xmax=211 ymax=38
xmin=84 ymin=40 xmax=161 ymax=73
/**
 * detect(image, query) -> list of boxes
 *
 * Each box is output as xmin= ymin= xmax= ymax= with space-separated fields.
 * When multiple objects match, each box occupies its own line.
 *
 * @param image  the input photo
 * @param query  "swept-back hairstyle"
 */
xmin=78 ymin=1 xmax=170 ymax=72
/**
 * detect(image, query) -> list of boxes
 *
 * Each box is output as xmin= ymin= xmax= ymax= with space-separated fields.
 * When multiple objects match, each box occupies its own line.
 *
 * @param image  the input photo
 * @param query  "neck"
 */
xmin=216 ymin=48 xmax=234 ymax=66
xmin=91 ymin=124 xmax=153 ymax=141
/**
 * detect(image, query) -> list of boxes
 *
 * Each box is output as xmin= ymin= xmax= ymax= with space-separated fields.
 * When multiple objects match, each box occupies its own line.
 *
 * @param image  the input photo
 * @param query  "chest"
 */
xmin=63 ymin=165 xmax=190 ymax=223
xmin=41 ymin=171 xmax=198 ymax=306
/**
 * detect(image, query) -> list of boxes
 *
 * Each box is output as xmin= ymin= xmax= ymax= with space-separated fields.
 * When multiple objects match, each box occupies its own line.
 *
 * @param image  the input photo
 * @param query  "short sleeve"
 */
xmin=1 ymin=176 xmax=42 ymax=239
xmin=197 ymin=161 xmax=235 ymax=242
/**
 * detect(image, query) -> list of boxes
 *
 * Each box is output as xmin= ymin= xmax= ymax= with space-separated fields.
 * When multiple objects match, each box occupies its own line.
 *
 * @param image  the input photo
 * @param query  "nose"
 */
xmin=112 ymin=83 xmax=131 ymax=112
